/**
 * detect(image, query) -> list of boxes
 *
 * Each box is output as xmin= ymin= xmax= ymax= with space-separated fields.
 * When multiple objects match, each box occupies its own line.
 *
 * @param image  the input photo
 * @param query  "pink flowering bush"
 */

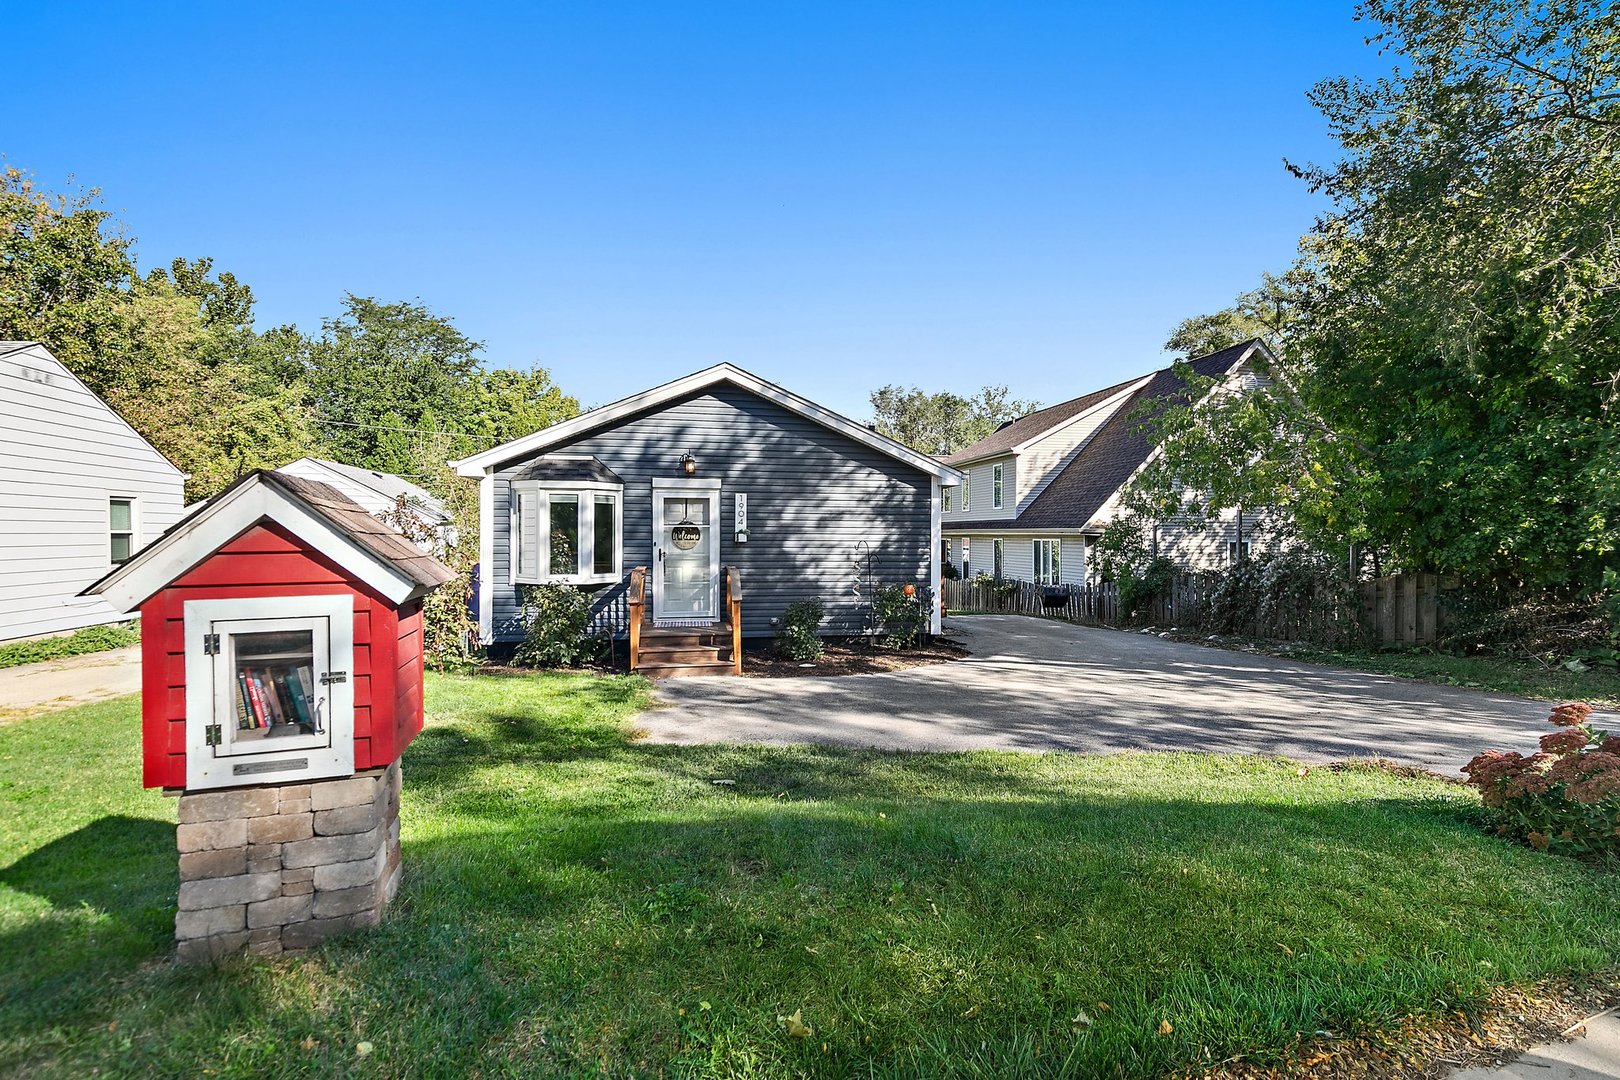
xmin=1463 ymin=702 xmax=1620 ymax=856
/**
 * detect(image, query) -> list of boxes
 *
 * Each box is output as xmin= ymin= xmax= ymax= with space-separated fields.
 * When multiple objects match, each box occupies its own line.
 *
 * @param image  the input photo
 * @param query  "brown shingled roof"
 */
xmin=943 ymin=375 xmax=1142 ymax=465
xmin=948 ymin=340 xmax=1264 ymax=532
xmin=262 ymin=471 xmax=457 ymax=590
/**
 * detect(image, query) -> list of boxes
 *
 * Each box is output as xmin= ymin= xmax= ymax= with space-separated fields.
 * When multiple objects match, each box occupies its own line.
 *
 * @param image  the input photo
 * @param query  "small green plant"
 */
xmin=644 ymin=879 xmax=705 ymax=922
xmin=1117 ymin=556 xmax=1176 ymax=620
xmin=0 ymin=622 xmax=140 ymax=669
xmin=513 ymin=583 xmax=606 ymax=668
xmin=872 ymin=583 xmax=925 ymax=649
xmin=1464 ymin=702 xmax=1620 ymax=858
xmin=776 ymin=598 xmax=825 ymax=661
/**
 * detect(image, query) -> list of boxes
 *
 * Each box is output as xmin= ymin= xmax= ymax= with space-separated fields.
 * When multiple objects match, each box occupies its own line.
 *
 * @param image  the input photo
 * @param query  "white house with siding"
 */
xmin=0 ymin=342 xmax=186 ymax=642
xmin=942 ymin=339 xmax=1275 ymax=586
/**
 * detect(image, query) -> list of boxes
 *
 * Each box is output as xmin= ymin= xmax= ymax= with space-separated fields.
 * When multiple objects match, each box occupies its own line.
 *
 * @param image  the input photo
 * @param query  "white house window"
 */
xmin=993 ymin=463 xmax=1004 ymax=509
xmin=961 ymin=538 xmax=970 ymax=578
xmin=109 ymin=498 xmax=136 ymax=565
xmin=962 ymin=474 xmax=970 ymax=511
xmin=1033 ymin=539 xmax=1061 ymax=585
xmin=513 ymin=482 xmax=622 ymax=585
xmin=993 ymin=538 xmax=1004 ymax=579
xmin=943 ymin=488 xmax=953 ymax=513
xmin=1227 ymin=540 xmax=1252 ymax=563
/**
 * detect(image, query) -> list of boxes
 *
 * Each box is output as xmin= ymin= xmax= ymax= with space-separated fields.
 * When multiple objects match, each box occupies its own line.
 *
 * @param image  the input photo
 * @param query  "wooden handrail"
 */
xmin=627 ymin=566 xmax=647 ymax=671
xmin=724 ymin=565 xmax=742 ymax=675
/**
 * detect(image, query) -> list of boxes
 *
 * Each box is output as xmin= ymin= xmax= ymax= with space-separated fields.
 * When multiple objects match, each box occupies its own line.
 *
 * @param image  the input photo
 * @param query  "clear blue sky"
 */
xmin=8 ymin=2 xmax=1377 ymax=419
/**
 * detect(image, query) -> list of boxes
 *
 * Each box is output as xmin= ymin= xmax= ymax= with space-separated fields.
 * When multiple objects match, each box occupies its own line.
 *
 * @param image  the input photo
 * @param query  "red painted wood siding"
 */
xmin=138 ymin=522 xmax=424 ymax=788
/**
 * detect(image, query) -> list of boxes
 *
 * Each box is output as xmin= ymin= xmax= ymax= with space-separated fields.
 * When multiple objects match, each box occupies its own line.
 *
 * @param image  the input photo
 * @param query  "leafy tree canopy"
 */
xmin=869 ymin=384 xmax=1040 ymax=456
xmin=1116 ymin=0 xmax=1620 ymax=592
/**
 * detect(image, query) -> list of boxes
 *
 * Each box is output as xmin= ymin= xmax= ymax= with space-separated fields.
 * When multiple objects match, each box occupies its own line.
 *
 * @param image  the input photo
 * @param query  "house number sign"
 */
xmin=671 ymin=525 xmax=701 ymax=551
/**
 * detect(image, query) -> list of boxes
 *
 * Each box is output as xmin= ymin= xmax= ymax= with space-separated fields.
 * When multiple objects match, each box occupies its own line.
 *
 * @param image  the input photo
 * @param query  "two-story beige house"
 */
xmin=941 ymin=339 xmax=1274 ymax=585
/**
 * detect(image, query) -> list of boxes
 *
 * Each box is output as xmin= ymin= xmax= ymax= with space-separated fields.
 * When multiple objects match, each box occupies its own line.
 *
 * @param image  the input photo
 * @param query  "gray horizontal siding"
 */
xmin=489 ymin=385 xmax=933 ymax=640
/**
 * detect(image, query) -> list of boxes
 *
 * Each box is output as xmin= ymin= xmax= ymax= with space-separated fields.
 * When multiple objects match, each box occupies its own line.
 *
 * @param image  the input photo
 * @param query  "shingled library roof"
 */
xmin=948 ymin=339 xmax=1266 ymax=533
xmin=83 ymin=469 xmax=455 ymax=611
xmin=262 ymin=471 xmax=456 ymax=590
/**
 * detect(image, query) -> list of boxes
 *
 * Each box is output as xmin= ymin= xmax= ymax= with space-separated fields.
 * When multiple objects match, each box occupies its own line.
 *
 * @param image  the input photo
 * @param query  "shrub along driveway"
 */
xmin=646 ymin=615 xmax=1591 ymax=773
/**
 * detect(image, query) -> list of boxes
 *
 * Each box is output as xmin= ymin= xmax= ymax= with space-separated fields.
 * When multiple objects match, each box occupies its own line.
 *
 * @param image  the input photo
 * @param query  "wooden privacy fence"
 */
xmin=943 ymin=572 xmax=1454 ymax=645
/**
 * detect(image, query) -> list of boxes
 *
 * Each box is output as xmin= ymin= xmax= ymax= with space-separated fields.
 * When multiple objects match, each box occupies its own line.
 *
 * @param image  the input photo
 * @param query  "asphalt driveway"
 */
xmin=643 ymin=615 xmax=1601 ymax=774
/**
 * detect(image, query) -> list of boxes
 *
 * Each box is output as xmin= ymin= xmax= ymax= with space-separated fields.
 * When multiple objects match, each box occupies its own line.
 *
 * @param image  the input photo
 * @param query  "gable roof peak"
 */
xmin=450 ymin=361 xmax=961 ymax=482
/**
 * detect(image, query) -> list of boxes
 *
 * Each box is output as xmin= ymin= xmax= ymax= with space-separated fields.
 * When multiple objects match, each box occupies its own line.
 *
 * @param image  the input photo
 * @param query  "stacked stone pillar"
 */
xmin=174 ymin=761 xmax=402 ymax=962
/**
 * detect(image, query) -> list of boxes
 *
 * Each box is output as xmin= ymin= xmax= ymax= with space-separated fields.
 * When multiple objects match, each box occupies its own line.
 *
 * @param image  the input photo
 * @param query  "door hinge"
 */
xmin=202 ymin=633 xmax=221 ymax=655
xmin=205 ymin=723 xmax=222 ymax=747
xmin=320 ymin=671 xmax=348 ymax=685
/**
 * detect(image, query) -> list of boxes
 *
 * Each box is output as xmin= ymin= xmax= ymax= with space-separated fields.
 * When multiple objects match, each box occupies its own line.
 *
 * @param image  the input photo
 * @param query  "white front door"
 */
xmin=652 ymin=481 xmax=721 ymax=625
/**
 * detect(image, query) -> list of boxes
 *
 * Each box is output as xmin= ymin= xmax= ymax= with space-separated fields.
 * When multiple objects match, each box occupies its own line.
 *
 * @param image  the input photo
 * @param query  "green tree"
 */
xmin=468 ymin=364 xmax=579 ymax=446
xmin=0 ymin=168 xmax=134 ymax=388
xmin=869 ymin=384 xmax=1040 ymax=456
xmin=1163 ymin=273 xmax=1301 ymax=359
xmin=1288 ymin=0 xmax=1620 ymax=589
xmin=302 ymin=295 xmax=485 ymax=468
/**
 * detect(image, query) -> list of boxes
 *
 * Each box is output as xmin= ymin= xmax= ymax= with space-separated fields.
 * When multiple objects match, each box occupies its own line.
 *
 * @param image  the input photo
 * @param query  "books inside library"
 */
xmin=233 ymin=630 xmax=324 ymax=737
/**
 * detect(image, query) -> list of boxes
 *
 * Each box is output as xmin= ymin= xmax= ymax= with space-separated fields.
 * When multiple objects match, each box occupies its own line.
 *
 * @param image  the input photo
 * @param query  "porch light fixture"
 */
xmin=680 ymin=453 xmax=697 ymax=476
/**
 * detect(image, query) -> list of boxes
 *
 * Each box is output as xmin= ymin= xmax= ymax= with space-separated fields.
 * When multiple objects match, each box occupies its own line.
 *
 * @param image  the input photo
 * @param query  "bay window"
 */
xmin=512 ymin=481 xmax=622 ymax=585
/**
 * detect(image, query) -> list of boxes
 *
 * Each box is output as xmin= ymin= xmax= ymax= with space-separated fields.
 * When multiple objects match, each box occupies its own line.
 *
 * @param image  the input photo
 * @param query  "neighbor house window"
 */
xmin=993 ymin=463 xmax=1004 ymax=509
xmin=109 ymin=498 xmax=135 ymax=564
xmin=961 ymin=539 xmax=970 ymax=578
xmin=513 ymin=482 xmax=622 ymax=584
xmin=943 ymin=488 xmax=953 ymax=513
xmin=1227 ymin=540 xmax=1251 ymax=563
xmin=961 ymin=474 xmax=970 ymax=511
xmin=993 ymin=538 xmax=1004 ymax=580
xmin=1033 ymin=539 xmax=1061 ymax=585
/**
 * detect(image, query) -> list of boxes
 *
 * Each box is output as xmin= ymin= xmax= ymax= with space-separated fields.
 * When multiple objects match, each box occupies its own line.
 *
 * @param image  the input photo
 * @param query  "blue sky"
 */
xmin=7 ymin=2 xmax=1377 ymax=419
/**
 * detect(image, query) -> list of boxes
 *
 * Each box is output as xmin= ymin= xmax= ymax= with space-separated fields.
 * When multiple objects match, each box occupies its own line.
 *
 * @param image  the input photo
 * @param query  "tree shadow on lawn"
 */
xmin=0 ymin=815 xmax=177 ymax=1035
xmin=373 ymin=777 xmax=1620 ymax=1078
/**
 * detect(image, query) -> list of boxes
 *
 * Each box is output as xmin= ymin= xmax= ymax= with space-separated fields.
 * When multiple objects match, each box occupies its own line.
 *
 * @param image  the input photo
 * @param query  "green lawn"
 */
xmin=1270 ymin=642 xmax=1620 ymax=707
xmin=3 ymin=673 xmax=1618 ymax=1078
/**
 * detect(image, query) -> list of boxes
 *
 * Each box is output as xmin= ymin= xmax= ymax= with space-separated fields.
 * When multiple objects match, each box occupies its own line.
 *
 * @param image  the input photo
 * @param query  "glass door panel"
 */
xmin=217 ymin=618 xmax=333 ymax=756
xmin=658 ymin=494 xmax=715 ymax=619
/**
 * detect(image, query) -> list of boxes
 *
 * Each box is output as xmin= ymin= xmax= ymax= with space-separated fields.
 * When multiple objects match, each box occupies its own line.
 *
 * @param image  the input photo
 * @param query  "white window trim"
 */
xmin=961 ymin=473 xmax=970 ymax=512
xmin=108 ymin=495 xmax=139 ymax=567
xmin=1033 ymin=538 xmax=1062 ymax=586
xmin=511 ymin=479 xmax=624 ymax=586
xmin=992 ymin=463 xmax=1003 ymax=509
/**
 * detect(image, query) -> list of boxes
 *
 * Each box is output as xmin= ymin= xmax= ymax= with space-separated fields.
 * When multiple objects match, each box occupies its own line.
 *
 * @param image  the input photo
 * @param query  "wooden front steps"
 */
xmin=636 ymin=625 xmax=735 ymax=678
xmin=627 ymin=565 xmax=744 ymax=677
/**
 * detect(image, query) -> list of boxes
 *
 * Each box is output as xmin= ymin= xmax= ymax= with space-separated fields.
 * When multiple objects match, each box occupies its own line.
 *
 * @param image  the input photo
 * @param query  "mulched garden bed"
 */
xmin=742 ymin=636 xmax=970 ymax=677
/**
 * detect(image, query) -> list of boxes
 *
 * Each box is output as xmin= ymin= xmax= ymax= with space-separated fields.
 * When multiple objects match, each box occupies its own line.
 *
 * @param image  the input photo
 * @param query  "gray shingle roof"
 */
xmin=949 ymin=340 xmax=1260 ymax=532
xmin=943 ymin=376 xmax=1142 ymax=465
xmin=508 ymin=456 xmax=625 ymax=485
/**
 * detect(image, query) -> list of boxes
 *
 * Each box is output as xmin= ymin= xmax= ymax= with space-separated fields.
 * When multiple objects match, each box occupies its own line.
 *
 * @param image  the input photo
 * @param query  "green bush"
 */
xmin=1117 ymin=556 xmax=1175 ymax=621
xmin=776 ymin=598 xmax=825 ymax=661
xmin=0 ymin=622 xmax=141 ymax=669
xmin=513 ymin=584 xmax=606 ymax=668
xmin=872 ymin=583 xmax=925 ymax=649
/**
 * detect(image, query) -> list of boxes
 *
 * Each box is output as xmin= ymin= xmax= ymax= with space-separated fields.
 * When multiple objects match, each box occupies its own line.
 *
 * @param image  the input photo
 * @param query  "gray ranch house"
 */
xmin=451 ymin=364 xmax=961 ymax=675
xmin=942 ymin=339 xmax=1276 ymax=586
